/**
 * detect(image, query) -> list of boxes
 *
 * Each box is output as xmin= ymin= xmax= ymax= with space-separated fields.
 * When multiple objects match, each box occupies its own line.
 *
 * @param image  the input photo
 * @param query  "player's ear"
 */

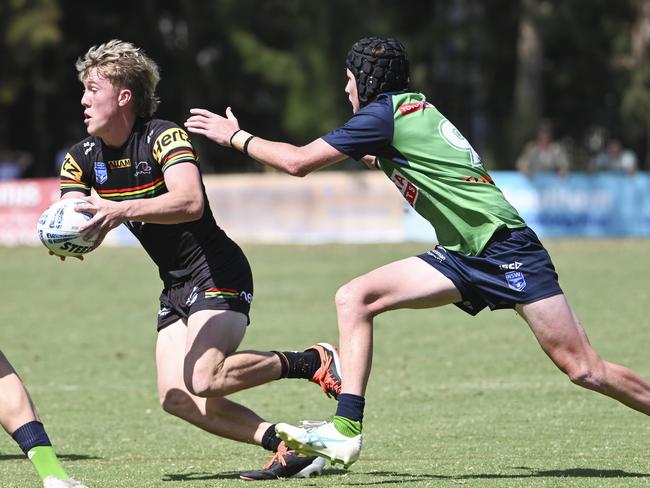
xmin=117 ymin=88 xmax=133 ymax=107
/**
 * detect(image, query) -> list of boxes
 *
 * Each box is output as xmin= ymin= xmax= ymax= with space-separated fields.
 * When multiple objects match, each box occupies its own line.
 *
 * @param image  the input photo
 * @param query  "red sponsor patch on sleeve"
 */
xmin=398 ymin=101 xmax=425 ymax=116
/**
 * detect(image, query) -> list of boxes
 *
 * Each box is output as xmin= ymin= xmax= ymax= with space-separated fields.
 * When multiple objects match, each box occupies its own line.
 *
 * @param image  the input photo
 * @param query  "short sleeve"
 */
xmin=322 ymin=98 xmax=394 ymax=161
xmin=151 ymin=124 xmax=198 ymax=172
xmin=60 ymin=149 xmax=91 ymax=196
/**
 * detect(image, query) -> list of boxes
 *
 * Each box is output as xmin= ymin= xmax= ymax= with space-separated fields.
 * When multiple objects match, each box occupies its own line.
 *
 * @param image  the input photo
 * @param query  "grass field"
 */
xmin=1 ymin=240 xmax=649 ymax=487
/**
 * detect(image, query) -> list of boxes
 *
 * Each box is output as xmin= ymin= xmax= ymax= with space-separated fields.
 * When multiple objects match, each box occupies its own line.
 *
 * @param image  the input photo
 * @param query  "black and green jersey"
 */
xmin=323 ymin=92 xmax=526 ymax=255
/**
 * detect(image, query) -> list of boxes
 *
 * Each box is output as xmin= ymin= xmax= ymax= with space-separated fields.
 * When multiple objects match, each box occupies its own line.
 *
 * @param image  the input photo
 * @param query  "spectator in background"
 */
xmin=0 ymin=149 xmax=32 ymax=180
xmin=516 ymin=121 xmax=570 ymax=177
xmin=589 ymin=137 xmax=639 ymax=174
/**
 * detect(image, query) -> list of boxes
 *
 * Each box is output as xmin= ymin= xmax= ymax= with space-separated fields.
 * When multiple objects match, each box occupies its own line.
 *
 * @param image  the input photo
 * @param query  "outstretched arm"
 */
xmin=185 ymin=107 xmax=348 ymax=177
xmin=77 ymin=163 xmax=204 ymax=242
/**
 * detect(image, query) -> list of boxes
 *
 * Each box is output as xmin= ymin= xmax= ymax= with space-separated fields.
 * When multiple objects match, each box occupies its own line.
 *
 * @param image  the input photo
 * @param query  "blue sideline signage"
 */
xmin=404 ymin=171 xmax=650 ymax=241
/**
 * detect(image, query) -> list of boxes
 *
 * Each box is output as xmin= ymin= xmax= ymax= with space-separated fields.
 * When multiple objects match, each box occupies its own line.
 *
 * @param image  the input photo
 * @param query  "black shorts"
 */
xmin=156 ymin=248 xmax=253 ymax=331
xmin=418 ymin=226 xmax=563 ymax=315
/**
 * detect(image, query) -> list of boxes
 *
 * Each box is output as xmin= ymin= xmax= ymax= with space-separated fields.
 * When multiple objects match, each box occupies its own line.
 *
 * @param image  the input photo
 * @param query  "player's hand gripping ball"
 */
xmin=37 ymin=199 xmax=98 ymax=258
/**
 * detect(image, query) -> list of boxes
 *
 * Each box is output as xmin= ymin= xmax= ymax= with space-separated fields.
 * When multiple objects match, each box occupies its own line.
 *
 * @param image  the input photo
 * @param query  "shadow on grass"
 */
xmin=353 ymin=467 xmax=650 ymax=485
xmin=162 ymin=467 xmax=347 ymax=482
xmin=162 ymin=472 xmax=240 ymax=481
xmin=0 ymin=453 xmax=99 ymax=462
xmin=162 ymin=466 xmax=649 ymax=484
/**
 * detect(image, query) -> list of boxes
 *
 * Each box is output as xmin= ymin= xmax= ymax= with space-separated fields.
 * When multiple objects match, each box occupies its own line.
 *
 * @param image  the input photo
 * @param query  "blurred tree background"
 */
xmin=1 ymin=0 xmax=649 ymax=176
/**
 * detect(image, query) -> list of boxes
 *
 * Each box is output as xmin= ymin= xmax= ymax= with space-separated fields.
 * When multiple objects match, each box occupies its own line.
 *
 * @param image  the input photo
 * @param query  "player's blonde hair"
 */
xmin=76 ymin=39 xmax=160 ymax=117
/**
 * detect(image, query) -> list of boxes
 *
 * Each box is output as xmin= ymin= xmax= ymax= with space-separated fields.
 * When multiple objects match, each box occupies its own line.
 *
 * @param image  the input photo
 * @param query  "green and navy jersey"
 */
xmin=323 ymin=92 xmax=526 ymax=255
xmin=59 ymin=118 xmax=235 ymax=285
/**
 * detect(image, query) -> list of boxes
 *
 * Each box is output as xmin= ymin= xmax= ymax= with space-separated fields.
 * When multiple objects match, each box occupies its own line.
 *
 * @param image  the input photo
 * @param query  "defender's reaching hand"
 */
xmin=185 ymin=107 xmax=240 ymax=147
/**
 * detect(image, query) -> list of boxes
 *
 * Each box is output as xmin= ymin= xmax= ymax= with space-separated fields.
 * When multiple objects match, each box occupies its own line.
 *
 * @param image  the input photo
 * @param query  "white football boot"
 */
xmin=43 ymin=476 xmax=88 ymax=488
xmin=276 ymin=420 xmax=362 ymax=468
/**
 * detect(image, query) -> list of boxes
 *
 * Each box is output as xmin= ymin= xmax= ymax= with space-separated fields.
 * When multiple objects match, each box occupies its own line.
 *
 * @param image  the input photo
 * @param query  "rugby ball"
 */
xmin=37 ymin=199 xmax=98 ymax=257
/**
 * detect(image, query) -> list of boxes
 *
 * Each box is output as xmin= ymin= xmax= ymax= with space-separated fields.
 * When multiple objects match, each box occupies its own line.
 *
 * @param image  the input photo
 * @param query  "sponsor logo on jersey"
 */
xmin=158 ymin=306 xmax=172 ymax=318
xmin=83 ymin=141 xmax=95 ymax=155
xmin=108 ymin=158 xmax=131 ymax=169
xmin=463 ymin=175 xmax=494 ymax=185
xmin=390 ymin=169 xmax=419 ymax=206
xmin=505 ymin=271 xmax=527 ymax=292
xmin=94 ymin=162 xmax=108 ymax=184
xmin=134 ymin=161 xmax=152 ymax=176
xmin=152 ymin=127 xmax=192 ymax=162
xmin=499 ymin=261 xmax=523 ymax=270
xmin=439 ymin=119 xmax=482 ymax=167
xmin=61 ymin=154 xmax=83 ymax=181
xmin=398 ymin=101 xmax=433 ymax=116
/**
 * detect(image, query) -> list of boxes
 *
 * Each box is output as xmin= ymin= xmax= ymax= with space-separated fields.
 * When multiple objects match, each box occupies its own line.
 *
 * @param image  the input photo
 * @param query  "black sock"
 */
xmin=279 ymin=349 xmax=320 ymax=379
xmin=272 ymin=351 xmax=289 ymax=378
xmin=261 ymin=424 xmax=282 ymax=452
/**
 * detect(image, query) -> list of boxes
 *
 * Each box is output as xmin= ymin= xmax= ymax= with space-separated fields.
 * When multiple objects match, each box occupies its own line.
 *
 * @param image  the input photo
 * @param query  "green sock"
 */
xmin=27 ymin=446 xmax=68 ymax=480
xmin=333 ymin=415 xmax=363 ymax=437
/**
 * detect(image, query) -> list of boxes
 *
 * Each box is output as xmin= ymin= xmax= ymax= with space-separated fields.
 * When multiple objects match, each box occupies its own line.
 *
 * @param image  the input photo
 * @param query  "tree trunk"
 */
xmin=508 ymin=0 xmax=543 ymax=164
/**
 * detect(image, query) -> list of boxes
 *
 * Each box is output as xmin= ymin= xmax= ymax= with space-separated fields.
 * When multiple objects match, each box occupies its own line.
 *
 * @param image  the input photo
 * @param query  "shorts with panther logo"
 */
xmin=156 ymin=247 xmax=253 ymax=331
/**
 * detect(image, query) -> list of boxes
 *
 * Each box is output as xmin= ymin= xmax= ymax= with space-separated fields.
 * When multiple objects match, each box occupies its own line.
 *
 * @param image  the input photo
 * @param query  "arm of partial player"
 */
xmin=184 ymin=107 xmax=349 ymax=175
xmin=63 ymin=163 xmax=204 ymax=241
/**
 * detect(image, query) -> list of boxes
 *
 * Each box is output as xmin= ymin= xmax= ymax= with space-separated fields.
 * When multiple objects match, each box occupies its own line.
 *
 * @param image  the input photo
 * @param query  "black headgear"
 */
xmin=346 ymin=37 xmax=410 ymax=107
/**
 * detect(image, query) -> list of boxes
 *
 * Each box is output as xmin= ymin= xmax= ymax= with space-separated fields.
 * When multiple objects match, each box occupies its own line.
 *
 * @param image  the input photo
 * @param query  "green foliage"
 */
xmin=5 ymin=0 xmax=61 ymax=58
xmin=229 ymin=19 xmax=342 ymax=138
xmin=0 ymin=240 xmax=649 ymax=486
xmin=1 ymin=0 xmax=649 ymax=173
xmin=0 ymin=0 xmax=61 ymax=105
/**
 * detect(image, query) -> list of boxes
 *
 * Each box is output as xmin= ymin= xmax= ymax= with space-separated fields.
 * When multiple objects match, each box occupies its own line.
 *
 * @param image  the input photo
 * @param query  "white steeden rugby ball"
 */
xmin=37 ymin=199 xmax=98 ymax=257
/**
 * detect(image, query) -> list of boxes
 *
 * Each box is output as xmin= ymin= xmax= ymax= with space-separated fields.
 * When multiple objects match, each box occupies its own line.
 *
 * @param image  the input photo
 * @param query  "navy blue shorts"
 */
xmin=417 ymin=226 xmax=563 ymax=315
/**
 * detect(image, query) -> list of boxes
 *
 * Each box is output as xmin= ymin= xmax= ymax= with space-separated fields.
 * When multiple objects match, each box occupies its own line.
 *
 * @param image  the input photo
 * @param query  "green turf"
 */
xmin=0 ymin=240 xmax=649 ymax=487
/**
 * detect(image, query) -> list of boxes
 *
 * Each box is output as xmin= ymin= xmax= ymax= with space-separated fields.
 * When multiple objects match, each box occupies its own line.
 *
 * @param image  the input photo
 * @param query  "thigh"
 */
xmin=516 ymin=294 xmax=596 ymax=369
xmin=184 ymin=310 xmax=248 ymax=370
xmin=156 ymin=319 xmax=189 ymax=393
xmin=345 ymin=256 xmax=462 ymax=314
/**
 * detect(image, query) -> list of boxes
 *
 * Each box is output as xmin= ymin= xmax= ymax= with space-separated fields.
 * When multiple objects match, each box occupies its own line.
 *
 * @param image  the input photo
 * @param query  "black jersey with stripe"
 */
xmin=59 ymin=118 xmax=236 ymax=285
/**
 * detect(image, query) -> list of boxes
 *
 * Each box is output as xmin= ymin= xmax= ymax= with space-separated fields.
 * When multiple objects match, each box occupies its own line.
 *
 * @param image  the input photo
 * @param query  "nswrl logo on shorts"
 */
xmin=505 ymin=271 xmax=527 ymax=292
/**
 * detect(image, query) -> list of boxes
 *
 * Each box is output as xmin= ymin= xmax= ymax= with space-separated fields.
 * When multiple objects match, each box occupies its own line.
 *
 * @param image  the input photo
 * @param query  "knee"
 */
xmin=160 ymin=386 xmax=195 ymax=416
xmin=564 ymin=361 xmax=605 ymax=391
xmin=335 ymin=281 xmax=373 ymax=320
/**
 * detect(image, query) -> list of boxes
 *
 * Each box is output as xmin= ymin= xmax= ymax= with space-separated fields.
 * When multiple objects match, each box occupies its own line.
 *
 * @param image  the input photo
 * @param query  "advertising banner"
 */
xmin=203 ymin=172 xmax=406 ymax=243
xmin=494 ymin=172 xmax=650 ymax=237
xmin=0 ymin=179 xmax=59 ymax=245
xmin=1 ymin=172 xmax=648 ymax=246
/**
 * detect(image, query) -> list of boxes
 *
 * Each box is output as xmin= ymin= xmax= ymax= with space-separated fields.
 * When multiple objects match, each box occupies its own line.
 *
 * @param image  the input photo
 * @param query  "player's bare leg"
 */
xmin=277 ymin=257 xmax=461 ymax=467
xmin=335 ymin=257 xmax=462 ymax=397
xmin=0 ymin=352 xmax=38 ymax=433
xmin=0 ymin=352 xmax=87 ymax=487
xmin=518 ymin=294 xmax=650 ymax=415
xmin=157 ymin=319 xmax=327 ymax=479
xmin=156 ymin=319 xmax=271 ymax=444
xmin=183 ymin=310 xmax=282 ymax=397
